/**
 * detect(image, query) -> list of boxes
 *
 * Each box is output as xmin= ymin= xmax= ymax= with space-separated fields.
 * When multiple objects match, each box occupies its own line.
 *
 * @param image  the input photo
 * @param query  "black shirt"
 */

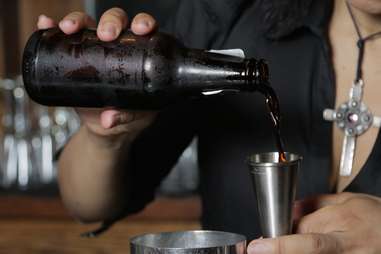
xmin=123 ymin=0 xmax=381 ymax=240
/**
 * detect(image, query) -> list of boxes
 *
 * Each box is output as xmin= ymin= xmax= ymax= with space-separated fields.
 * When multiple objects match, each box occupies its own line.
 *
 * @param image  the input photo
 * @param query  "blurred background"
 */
xmin=0 ymin=1 xmax=201 ymax=253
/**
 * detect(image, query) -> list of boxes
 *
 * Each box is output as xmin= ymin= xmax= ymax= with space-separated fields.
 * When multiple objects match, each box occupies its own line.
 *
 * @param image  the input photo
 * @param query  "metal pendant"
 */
xmin=323 ymin=80 xmax=381 ymax=176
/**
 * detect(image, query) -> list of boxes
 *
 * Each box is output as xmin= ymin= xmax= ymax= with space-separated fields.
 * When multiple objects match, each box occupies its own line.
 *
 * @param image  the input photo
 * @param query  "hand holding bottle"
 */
xmin=32 ymin=7 xmax=270 ymax=224
xmin=36 ymin=9 xmax=158 ymax=144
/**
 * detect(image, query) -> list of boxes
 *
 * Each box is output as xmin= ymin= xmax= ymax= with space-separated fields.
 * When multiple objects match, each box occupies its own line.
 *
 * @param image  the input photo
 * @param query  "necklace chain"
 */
xmin=345 ymin=1 xmax=381 ymax=82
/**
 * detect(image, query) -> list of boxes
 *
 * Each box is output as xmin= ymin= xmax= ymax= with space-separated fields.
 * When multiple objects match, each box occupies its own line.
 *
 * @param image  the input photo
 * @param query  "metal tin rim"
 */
xmin=247 ymin=152 xmax=302 ymax=167
xmin=130 ymin=230 xmax=246 ymax=250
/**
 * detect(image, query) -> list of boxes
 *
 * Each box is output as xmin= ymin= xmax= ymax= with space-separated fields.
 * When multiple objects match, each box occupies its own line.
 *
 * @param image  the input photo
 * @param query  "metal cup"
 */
xmin=130 ymin=230 xmax=246 ymax=254
xmin=248 ymin=152 xmax=302 ymax=238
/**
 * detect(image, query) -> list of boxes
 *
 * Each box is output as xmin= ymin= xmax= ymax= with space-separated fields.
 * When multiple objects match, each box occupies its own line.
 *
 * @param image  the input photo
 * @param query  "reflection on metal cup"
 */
xmin=130 ymin=230 xmax=246 ymax=254
xmin=248 ymin=152 xmax=302 ymax=238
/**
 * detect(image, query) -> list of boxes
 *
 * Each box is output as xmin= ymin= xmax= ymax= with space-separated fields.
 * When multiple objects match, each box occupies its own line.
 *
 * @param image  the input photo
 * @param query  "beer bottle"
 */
xmin=22 ymin=28 xmax=269 ymax=109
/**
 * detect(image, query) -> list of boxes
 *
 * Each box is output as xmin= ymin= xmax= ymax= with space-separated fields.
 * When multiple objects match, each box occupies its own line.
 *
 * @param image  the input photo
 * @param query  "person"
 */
xmin=37 ymin=0 xmax=381 ymax=253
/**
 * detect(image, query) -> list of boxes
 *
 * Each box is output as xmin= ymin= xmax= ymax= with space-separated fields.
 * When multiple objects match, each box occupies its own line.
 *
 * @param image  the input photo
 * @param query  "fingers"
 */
xmin=294 ymin=192 xmax=358 ymax=221
xmin=59 ymin=11 xmax=96 ymax=34
xmin=293 ymin=199 xmax=318 ymax=222
xmin=105 ymin=112 xmax=156 ymax=136
xmin=247 ymin=233 xmax=342 ymax=254
xmin=78 ymin=108 xmax=157 ymax=142
xmin=310 ymin=192 xmax=358 ymax=207
xmin=100 ymin=109 xmax=135 ymax=129
xmin=38 ymin=12 xmax=96 ymax=34
xmin=131 ymin=13 xmax=157 ymax=35
xmin=77 ymin=107 xmax=156 ymax=131
xmin=97 ymin=10 xmax=156 ymax=40
xmin=97 ymin=7 xmax=128 ymax=41
xmin=37 ymin=14 xmax=56 ymax=29
xmin=294 ymin=194 xmax=355 ymax=234
xmin=77 ymin=108 xmax=135 ymax=129
xmin=296 ymin=205 xmax=345 ymax=234
xmin=38 ymin=8 xmax=156 ymax=42
xmin=296 ymin=194 xmax=376 ymax=234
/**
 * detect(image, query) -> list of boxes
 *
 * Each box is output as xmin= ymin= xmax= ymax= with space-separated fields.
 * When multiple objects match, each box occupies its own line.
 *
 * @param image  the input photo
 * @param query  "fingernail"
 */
xmin=110 ymin=114 xmax=120 ymax=128
xmin=38 ymin=14 xmax=48 ymax=21
xmin=247 ymin=241 xmax=272 ymax=254
xmin=135 ymin=20 xmax=150 ymax=30
xmin=60 ymin=19 xmax=75 ymax=28
xmin=101 ymin=22 xmax=117 ymax=37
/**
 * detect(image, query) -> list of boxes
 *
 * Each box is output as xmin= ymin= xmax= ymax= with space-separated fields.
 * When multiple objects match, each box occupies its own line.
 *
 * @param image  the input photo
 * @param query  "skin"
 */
xmin=349 ymin=0 xmax=381 ymax=15
xmin=37 ymin=0 xmax=381 ymax=252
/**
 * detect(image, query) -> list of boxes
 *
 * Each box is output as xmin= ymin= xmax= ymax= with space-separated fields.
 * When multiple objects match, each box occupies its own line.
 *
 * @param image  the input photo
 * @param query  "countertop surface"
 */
xmin=0 ymin=195 xmax=201 ymax=253
xmin=0 ymin=219 xmax=200 ymax=254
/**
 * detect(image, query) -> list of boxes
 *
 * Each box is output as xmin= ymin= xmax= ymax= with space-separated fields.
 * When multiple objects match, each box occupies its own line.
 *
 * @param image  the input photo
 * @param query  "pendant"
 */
xmin=323 ymin=79 xmax=381 ymax=176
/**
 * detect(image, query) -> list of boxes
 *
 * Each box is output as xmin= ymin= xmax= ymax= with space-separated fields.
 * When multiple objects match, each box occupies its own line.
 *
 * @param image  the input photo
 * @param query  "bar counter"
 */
xmin=0 ymin=196 xmax=201 ymax=253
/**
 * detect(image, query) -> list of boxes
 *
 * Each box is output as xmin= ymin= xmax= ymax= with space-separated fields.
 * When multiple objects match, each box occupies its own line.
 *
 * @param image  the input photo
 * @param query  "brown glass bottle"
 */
xmin=22 ymin=28 xmax=269 ymax=109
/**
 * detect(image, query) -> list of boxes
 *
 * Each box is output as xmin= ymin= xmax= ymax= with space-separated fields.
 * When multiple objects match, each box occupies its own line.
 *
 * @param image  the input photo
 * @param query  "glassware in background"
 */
xmin=13 ymin=76 xmax=36 ymax=189
xmin=0 ymin=76 xmax=80 ymax=192
xmin=32 ymin=105 xmax=54 ymax=184
xmin=0 ymin=79 xmax=17 ymax=189
xmin=0 ymin=76 xmax=199 ymax=195
xmin=52 ymin=107 xmax=80 ymax=152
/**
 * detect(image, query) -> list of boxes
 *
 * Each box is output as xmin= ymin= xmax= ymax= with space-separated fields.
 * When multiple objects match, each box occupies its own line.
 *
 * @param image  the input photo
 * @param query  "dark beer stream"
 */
xmin=262 ymin=86 xmax=287 ymax=162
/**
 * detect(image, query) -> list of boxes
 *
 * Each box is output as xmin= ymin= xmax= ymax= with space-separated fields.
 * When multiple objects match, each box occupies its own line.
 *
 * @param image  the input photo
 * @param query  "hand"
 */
xmin=248 ymin=192 xmax=381 ymax=254
xmin=37 ymin=9 xmax=158 ymax=144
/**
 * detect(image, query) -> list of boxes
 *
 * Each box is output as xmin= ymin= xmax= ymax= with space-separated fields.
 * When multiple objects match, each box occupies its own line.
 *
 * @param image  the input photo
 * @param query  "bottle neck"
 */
xmin=176 ymin=49 xmax=269 ymax=94
xmin=243 ymin=58 xmax=269 ymax=91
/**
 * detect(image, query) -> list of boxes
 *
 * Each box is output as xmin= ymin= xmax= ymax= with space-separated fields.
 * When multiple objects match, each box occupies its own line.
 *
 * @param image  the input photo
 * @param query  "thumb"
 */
xmin=100 ymin=109 xmax=135 ymax=129
xmin=247 ymin=233 xmax=342 ymax=254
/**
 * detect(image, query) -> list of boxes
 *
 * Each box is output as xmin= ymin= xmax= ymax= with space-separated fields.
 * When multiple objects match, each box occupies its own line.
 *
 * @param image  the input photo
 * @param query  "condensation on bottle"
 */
xmin=22 ymin=28 xmax=269 ymax=109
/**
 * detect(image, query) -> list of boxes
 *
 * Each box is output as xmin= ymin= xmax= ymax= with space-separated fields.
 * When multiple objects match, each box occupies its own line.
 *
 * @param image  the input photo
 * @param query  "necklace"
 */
xmin=324 ymin=1 xmax=381 ymax=177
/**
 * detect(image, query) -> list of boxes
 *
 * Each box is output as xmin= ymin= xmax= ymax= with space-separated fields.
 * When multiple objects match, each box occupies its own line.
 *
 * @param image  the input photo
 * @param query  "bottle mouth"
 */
xmin=245 ymin=58 xmax=269 ymax=87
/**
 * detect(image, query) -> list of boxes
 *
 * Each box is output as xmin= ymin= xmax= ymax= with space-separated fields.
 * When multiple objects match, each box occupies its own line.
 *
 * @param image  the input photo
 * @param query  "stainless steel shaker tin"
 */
xmin=130 ymin=230 xmax=246 ymax=254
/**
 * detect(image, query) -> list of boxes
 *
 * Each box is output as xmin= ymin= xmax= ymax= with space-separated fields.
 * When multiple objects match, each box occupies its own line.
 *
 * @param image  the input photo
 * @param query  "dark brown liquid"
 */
xmin=261 ymin=86 xmax=287 ymax=162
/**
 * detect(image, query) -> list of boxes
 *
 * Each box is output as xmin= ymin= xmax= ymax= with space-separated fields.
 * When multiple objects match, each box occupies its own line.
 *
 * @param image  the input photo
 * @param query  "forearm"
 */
xmin=58 ymin=126 xmax=131 ymax=223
